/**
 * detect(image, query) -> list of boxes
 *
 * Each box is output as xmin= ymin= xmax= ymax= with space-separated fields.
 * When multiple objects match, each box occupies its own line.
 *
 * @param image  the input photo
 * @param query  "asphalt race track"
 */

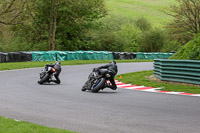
xmin=0 ymin=62 xmax=200 ymax=133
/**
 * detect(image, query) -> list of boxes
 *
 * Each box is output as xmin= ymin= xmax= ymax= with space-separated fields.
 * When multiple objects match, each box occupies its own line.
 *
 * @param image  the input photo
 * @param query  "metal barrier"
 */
xmin=154 ymin=59 xmax=200 ymax=85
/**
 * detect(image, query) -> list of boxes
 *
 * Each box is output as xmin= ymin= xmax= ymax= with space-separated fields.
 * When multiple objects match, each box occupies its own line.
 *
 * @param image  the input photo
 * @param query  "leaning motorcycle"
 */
xmin=81 ymin=69 xmax=114 ymax=93
xmin=38 ymin=65 xmax=57 ymax=84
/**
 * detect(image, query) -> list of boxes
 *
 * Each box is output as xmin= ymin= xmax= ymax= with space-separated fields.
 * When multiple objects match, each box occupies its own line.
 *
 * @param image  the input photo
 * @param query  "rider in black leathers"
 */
xmin=95 ymin=60 xmax=118 ymax=90
xmin=45 ymin=61 xmax=61 ymax=84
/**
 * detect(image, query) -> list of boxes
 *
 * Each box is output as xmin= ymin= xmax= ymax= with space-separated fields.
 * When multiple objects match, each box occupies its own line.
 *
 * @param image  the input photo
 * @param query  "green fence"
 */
xmin=31 ymin=51 xmax=114 ymax=61
xmin=31 ymin=51 xmax=174 ymax=61
xmin=137 ymin=52 xmax=173 ymax=59
xmin=154 ymin=59 xmax=200 ymax=85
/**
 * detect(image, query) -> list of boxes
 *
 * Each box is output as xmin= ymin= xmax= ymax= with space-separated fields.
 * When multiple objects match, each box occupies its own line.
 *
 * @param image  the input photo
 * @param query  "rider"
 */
xmin=95 ymin=60 xmax=118 ymax=90
xmin=45 ymin=61 xmax=61 ymax=84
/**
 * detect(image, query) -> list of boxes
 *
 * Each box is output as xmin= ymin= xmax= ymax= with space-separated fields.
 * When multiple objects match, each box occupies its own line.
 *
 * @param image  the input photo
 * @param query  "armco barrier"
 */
xmin=154 ymin=59 xmax=200 ymax=85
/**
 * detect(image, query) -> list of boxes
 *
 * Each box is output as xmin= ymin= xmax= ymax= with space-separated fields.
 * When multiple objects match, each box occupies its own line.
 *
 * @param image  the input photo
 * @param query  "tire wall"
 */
xmin=0 ymin=52 xmax=32 ymax=63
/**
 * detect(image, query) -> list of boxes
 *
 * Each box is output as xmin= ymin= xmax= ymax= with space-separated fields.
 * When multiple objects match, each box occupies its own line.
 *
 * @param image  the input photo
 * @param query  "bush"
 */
xmin=161 ymin=40 xmax=182 ymax=52
xmin=117 ymin=22 xmax=140 ymax=52
xmin=170 ymin=34 xmax=200 ymax=60
xmin=86 ymin=14 xmax=141 ymax=52
xmin=137 ymin=28 xmax=167 ymax=52
xmin=134 ymin=17 xmax=152 ymax=31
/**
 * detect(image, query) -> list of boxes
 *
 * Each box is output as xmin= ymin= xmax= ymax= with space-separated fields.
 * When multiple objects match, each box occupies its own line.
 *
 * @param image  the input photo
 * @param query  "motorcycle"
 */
xmin=38 ymin=64 xmax=58 ymax=84
xmin=81 ymin=69 xmax=114 ymax=93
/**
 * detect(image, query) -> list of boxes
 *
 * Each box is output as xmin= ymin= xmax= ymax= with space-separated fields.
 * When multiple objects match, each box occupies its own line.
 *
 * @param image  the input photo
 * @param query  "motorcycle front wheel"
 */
xmin=91 ymin=78 xmax=106 ymax=93
xmin=38 ymin=73 xmax=50 ymax=84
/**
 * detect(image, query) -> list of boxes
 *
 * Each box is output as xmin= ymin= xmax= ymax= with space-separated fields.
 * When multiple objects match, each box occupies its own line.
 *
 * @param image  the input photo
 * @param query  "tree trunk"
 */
xmin=48 ymin=0 xmax=54 ymax=50
xmin=48 ymin=0 xmax=58 ymax=50
xmin=52 ymin=0 xmax=58 ymax=50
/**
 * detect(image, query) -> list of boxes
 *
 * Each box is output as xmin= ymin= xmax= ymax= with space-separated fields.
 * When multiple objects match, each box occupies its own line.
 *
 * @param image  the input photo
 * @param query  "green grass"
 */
xmin=105 ymin=0 xmax=176 ymax=27
xmin=0 ymin=59 xmax=153 ymax=71
xmin=0 ymin=116 xmax=76 ymax=133
xmin=116 ymin=70 xmax=200 ymax=94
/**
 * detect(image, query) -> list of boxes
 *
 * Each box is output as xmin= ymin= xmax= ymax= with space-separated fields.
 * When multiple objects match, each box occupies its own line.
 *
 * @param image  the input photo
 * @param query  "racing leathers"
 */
xmin=45 ymin=63 xmax=61 ymax=84
xmin=96 ymin=62 xmax=118 ymax=90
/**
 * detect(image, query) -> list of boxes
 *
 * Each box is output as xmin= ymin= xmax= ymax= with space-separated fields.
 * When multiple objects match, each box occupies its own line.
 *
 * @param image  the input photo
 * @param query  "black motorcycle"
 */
xmin=38 ymin=63 xmax=60 ymax=84
xmin=82 ymin=69 xmax=114 ymax=93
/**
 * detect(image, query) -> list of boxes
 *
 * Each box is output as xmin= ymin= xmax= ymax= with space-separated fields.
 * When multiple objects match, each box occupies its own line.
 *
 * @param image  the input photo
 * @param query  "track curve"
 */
xmin=0 ymin=62 xmax=200 ymax=133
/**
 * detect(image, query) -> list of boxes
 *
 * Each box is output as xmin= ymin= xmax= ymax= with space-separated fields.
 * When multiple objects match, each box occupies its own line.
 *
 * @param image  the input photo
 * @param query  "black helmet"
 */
xmin=55 ymin=61 xmax=61 ymax=65
xmin=109 ymin=60 xmax=116 ymax=64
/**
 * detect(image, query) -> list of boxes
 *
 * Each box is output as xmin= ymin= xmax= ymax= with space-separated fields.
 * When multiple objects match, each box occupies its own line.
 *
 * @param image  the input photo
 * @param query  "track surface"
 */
xmin=0 ymin=62 xmax=200 ymax=133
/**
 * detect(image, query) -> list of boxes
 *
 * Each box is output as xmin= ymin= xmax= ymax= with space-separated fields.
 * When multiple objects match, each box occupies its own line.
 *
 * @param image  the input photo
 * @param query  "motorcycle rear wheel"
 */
xmin=91 ymin=78 xmax=106 ymax=93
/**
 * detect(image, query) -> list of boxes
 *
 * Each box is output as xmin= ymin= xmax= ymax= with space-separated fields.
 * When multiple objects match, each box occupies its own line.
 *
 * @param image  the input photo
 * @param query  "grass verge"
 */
xmin=0 ymin=59 xmax=152 ymax=71
xmin=0 ymin=116 xmax=76 ymax=133
xmin=115 ymin=70 xmax=200 ymax=94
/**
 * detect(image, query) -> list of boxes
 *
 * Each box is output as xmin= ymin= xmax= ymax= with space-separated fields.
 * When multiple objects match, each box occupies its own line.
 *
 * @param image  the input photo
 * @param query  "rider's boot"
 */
xmin=107 ymin=84 xmax=117 ymax=90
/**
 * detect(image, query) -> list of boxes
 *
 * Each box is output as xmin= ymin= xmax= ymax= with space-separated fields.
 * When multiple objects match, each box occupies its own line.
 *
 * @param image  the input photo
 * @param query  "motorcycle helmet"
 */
xmin=109 ymin=60 xmax=116 ymax=64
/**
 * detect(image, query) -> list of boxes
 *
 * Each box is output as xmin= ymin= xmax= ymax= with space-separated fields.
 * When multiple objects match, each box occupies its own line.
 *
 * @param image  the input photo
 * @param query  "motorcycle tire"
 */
xmin=38 ymin=73 xmax=50 ymax=84
xmin=91 ymin=78 xmax=106 ymax=93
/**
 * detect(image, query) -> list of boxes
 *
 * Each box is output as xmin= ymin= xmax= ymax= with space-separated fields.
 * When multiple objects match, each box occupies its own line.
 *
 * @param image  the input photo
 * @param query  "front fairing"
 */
xmin=39 ymin=67 xmax=55 ymax=79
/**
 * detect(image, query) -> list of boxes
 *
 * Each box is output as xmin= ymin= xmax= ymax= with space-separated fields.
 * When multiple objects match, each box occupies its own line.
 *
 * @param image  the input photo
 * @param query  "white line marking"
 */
xmin=142 ymin=89 xmax=157 ymax=92
xmin=165 ymin=92 xmax=184 ymax=95
xmin=190 ymin=94 xmax=200 ymax=97
xmin=0 ymin=67 xmax=40 ymax=72
xmin=117 ymin=84 xmax=132 ymax=87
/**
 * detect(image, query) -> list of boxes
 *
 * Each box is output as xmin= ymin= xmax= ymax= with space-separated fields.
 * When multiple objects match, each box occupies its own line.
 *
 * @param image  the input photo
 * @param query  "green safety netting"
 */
xmin=31 ymin=51 xmax=66 ymax=61
xmin=31 ymin=51 xmax=114 ymax=61
xmin=136 ymin=52 xmax=173 ymax=59
xmin=136 ymin=52 xmax=144 ymax=59
xmin=31 ymin=51 xmax=45 ymax=61
xmin=31 ymin=51 xmax=172 ymax=61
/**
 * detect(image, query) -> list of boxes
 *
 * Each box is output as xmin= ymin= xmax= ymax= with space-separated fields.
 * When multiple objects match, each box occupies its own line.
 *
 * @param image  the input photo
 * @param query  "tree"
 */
xmin=22 ymin=0 xmax=59 ymax=50
xmin=166 ymin=0 xmax=200 ymax=44
xmin=13 ymin=0 xmax=107 ymax=51
xmin=84 ymin=15 xmax=141 ymax=52
xmin=56 ymin=0 xmax=107 ymax=50
xmin=0 ymin=0 xmax=25 ymax=25
xmin=0 ymin=0 xmax=27 ymax=52
xmin=48 ymin=0 xmax=58 ymax=50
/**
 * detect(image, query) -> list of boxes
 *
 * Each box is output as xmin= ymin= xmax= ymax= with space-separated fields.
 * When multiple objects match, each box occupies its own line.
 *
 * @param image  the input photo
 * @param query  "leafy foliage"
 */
xmin=160 ymin=40 xmax=182 ymax=52
xmin=134 ymin=17 xmax=152 ymax=31
xmin=137 ymin=28 xmax=167 ymax=52
xmin=165 ymin=0 xmax=200 ymax=44
xmin=84 ymin=15 xmax=141 ymax=52
xmin=0 ymin=0 xmax=195 ymax=54
xmin=7 ymin=0 xmax=107 ymax=51
xmin=170 ymin=33 xmax=200 ymax=60
xmin=0 ymin=0 xmax=25 ymax=25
